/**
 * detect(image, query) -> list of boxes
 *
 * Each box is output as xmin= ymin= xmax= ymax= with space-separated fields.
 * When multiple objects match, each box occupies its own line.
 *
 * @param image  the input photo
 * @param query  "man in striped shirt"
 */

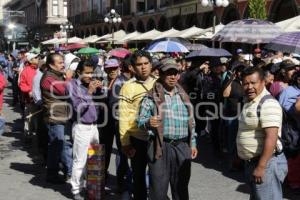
xmin=237 ymin=67 xmax=287 ymax=200
xmin=137 ymin=59 xmax=198 ymax=200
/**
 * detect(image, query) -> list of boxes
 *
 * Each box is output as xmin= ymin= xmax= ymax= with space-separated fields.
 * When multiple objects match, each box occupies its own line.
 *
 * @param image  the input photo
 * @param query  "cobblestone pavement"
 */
xmin=0 ymin=87 xmax=299 ymax=200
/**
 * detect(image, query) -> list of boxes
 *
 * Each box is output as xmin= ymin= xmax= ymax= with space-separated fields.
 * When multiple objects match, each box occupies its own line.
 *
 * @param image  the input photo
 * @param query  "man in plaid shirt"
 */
xmin=137 ymin=58 xmax=198 ymax=200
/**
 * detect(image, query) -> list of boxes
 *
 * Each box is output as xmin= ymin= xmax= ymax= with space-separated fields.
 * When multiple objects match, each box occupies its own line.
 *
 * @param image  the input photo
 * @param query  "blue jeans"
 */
xmin=47 ymin=124 xmax=73 ymax=176
xmin=244 ymin=153 xmax=288 ymax=200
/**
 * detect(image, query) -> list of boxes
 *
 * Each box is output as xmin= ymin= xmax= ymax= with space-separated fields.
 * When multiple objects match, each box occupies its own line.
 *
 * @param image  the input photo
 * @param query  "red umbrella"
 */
xmin=65 ymin=43 xmax=87 ymax=50
xmin=109 ymin=48 xmax=131 ymax=58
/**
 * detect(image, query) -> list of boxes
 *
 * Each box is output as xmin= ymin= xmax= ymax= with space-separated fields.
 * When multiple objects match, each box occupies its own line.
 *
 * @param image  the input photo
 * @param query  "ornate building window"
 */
xmin=63 ymin=0 xmax=68 ymax=17
xmin=53 ymin=0 xmax=58 ymax=16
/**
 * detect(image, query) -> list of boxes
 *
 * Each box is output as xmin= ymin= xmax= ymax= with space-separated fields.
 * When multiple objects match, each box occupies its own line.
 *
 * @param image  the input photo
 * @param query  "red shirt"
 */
xmin=19 ymin=64 xmax=37 ymax=94
xmin=0 ymin=72 xmax=7 ymax=111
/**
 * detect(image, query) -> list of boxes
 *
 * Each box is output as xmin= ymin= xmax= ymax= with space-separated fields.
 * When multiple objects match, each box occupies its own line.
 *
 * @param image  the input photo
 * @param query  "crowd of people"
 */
xmin=0 ymin=45 xmax=299 ymax=200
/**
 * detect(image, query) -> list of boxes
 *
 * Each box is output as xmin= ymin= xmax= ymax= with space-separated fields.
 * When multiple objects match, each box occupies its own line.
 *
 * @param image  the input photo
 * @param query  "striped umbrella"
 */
xmin=146 ymin=40 xmax=189 ymax=53
xmin=265 ymin=32 xmax=300 ymax=54
xmin=212 ymin=19 xmax=283 ymax=44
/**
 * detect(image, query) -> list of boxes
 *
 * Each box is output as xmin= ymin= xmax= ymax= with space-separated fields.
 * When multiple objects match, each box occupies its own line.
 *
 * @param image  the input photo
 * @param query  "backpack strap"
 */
xmin=256 ymin=94 xmax=275 ymax=118
xmin=256 ymin=94 xmax=283 ymax=154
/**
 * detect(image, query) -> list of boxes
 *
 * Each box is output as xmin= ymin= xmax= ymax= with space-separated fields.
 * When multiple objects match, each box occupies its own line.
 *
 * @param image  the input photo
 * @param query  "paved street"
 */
xmin=0 ymin=86 xmax=299 ymax=200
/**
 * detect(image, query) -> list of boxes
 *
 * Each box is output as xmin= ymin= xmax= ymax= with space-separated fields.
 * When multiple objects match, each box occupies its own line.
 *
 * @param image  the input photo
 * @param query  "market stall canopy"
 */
xmin=154 ymin=28 xmax=180 ymax=39
xmin=67 ymin=37 xmax=85 ymax=44
xmin=96 ymin=30 xmax=126 ymax=43
xmin=212 ymin=19 xmax=283 ymax=44
xmin=193 ymin=24 xmax=225 ymax=40
xmin=115 ymin=31 xmax=142 ymax=44
xmin=169 ymin=26 xmax=204 ymax=39
xmin=42 ymin=38 xmax=60 ymax=45
xmin=276 ymin=16 xmax=300 ymax=32
xmin=82 ymin=35 xmax=100 ymax=43
xmin=55 ymin=36 xmax=85 ymax=44
xmin=131 ymin=29 xmax=162 ymax=41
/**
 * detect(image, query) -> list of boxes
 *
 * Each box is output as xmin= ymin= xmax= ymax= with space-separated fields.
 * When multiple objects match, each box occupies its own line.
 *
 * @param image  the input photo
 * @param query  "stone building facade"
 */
xmin=4 ymin=0 xmax=69 ymax=40
xmin=67 ymin=0 xmax=300 ymax=38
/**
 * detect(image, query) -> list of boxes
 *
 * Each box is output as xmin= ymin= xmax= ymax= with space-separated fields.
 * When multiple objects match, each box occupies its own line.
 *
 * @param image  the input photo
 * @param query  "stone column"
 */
xmin=157 ymin=0 xmax=161 ymax=8
xmin=58 ymin=0 xmax=64 ymax=17
xmin=131 ymin=0 xmax=136 ymax=13
xmin=47 ymin=0 xmax=52 ymax=17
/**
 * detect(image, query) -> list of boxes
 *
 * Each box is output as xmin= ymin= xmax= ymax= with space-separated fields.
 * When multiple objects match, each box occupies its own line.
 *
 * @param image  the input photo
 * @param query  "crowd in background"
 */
xmin=0 ymin=45 xmax=299 ymax=200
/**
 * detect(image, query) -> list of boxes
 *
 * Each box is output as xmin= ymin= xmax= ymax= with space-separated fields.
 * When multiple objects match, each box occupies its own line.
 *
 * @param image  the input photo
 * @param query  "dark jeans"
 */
xmin=115 ymin=122 xmax=130 ymax=186
xmin=149 ymin=142 xmax=191 ymax=200
xmin=225 ymin=119 xmax=238 ymax=155
xmin=12 ymin=75 xmax=19 ymax=104
xmin=47 ymin=124 xmax=73 ymax=176
xmin=36 ymin=110 xmax=48 ymax=160
xmin=210 ymin=119 xmax=221 ymax=154
xmin=130 ymin=137 xmax=148 ymax=200
xmin=99 ymin=119 xmax=115 ymax=174
xmin=100 ymin=119 xmax=130 ymax=185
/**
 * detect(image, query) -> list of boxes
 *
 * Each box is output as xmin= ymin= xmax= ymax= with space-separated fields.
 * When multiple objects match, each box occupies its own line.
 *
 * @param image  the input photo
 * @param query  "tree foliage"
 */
xmin=249 ymin=0 xmax=267 ymax=20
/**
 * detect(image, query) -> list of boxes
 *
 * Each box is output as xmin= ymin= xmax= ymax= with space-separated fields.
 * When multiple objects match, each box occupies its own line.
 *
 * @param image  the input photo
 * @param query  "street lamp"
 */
xmin=60 ymin=21 xmax=74 ymax=45
xmin=104 ymin=9 xmax=122 ymax=47
xmin=201 ymin=0 xmax=229 ymax=33
xmin=8 ymin=23 xmax=16 ymax=50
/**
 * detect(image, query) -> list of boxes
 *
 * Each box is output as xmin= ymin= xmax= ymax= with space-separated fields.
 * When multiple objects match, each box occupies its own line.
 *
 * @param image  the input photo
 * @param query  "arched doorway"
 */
xmin=103 ymin=26 xmax=109 ymax=34
xmin=158 ymin=16 xmax=169 ymax=31
xmin=221 ymin=3 xmax=240 ymax=24
xmin=80 ymin=30 xmax=84 ymax=38
xmin=146 ymin=18 xmax=156 ymax=31
xmin=97 ymin=27 xmax=102 ymax=36
xmin=171 ymin=15 xmax=184 ymax=30
xmin=119 ymin=23 xmax=125 ymax=31
xmin=127 ymin=22 xmax=135 ymax=33
xmin=136 ymin=20 xmax=145 ymax=33
xmin=91 ymin=28 xmax=96 ymax=35
xmin=185 ymin=13 xmax=198 ymax=29
xmin=269 ymin=0 xmax=299 ymax=22
xmin=86 ymin=29 xmax=91 ymax=37
xmin=201 ymin=12 xmax=217 ymax=28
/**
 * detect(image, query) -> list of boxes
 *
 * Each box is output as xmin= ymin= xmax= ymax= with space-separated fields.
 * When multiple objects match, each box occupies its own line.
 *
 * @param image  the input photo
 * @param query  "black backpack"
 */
xmin=257 ymin=95 xmax=300 ymax=157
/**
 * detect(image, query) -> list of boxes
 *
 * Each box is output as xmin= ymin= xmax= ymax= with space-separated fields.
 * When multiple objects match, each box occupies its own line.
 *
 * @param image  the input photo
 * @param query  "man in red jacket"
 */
xmin=0 ymin=70 xmax=7 ymax=114
xmin=19 ymin=53 xmax=39 ymax=138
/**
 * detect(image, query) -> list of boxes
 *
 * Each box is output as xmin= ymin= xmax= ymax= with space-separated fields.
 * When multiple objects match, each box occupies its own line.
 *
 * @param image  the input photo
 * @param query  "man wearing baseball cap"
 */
xmin=99 ymin=58 xmax=121 ymax=179
xmin=137 ymin=58 xmax=198 ymax=200
xmin=18 ymin=53 xmax=39 ymax=139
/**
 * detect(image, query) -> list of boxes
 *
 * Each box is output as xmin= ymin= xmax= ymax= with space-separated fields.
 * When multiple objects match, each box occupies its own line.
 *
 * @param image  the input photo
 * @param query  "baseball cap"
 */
xmin=26 ymin=53 xmax=39 ymax=61
xmin=254 ymin=48 xmax=261 ymax=54
xmin=280 ymin=60 xmax=297 ymax=71
xmin=104 ymin=59 xmax=119 ymax=69
xmin=236 ymin=49 xmax=243 ymax=54
xmin=159 ymin=58 xmax=179 ymax=72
